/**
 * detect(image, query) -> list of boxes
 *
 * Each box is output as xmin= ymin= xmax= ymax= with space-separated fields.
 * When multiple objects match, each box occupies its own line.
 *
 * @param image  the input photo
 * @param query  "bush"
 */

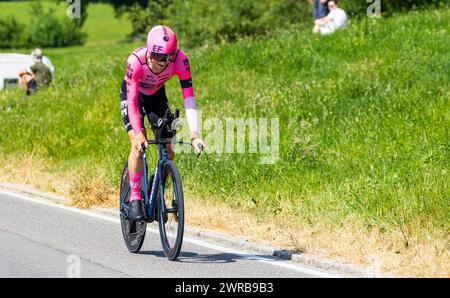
xmin=0 ymin=16 xmax=27 ymax=49
xmin=27 ymin=3 xmax=86 ymax=48
xmin=118 ymin=0 xmax=310 ymax=47
xmin=342 ymin=0 xmax=449 ymax=16
xmin=0 ymin=2 xmax=86 ymax=49
xmin=115 ymin=0 xmax=449 ymax=48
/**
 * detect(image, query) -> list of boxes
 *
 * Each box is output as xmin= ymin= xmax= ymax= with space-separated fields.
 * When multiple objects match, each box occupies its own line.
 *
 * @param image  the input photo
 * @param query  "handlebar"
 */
xmin=141 ymin=108 xmax=203 ymax=157
xmin=196 ymin=143 xmax=204 ymax=158
xmin=140 ymin=139 xmax=204 ymax=157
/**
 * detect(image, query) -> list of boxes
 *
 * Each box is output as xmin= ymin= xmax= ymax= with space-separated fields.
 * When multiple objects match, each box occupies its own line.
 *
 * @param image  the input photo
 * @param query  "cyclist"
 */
xmin=120 ymin=25 xmax=205 ymax=221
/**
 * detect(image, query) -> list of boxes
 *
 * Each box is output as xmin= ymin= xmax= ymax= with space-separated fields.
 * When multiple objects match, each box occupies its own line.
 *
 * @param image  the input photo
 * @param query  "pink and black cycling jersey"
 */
xmin=124 ymin=46 xmax=197 ymax=135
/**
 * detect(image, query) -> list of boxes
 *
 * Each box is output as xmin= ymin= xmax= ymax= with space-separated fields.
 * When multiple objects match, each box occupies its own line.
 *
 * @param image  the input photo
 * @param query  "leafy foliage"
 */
xmin=0 ymin=16 xmax=26 ymax=48
xmin=0 ymin=1 xmax=86 ymax=48
xmin=110 ymin=0 xmax=449 ymax=47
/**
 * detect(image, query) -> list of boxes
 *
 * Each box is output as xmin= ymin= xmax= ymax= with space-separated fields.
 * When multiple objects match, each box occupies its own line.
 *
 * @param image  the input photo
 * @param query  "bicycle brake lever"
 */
xmin=196 ymin=144 xmax=204 ymax=158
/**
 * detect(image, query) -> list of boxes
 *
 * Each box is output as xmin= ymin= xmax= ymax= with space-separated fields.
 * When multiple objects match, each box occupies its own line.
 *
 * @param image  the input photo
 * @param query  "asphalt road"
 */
xmin=0 ymin=190 xmax=339 ymax=278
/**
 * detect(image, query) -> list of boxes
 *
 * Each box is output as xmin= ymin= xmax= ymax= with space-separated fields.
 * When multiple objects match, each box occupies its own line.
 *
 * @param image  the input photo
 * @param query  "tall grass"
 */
xmin=0 ymin=9 xmax=449 ymax=248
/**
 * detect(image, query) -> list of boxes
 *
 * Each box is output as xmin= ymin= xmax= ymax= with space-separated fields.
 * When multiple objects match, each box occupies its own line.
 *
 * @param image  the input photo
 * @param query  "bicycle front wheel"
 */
xmin=158 ymin=160 xmax=184 ymax=261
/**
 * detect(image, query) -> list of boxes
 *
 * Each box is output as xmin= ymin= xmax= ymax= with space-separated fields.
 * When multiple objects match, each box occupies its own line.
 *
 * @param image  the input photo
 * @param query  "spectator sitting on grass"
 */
xmin=18 ymin=48 xmax=52 ymax=95
xmin=313 ymin=0 xmax=348 ymax=35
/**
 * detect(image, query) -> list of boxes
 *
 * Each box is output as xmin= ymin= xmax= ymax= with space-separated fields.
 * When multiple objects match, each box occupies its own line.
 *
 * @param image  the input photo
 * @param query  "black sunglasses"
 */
xmin=150 ymin=51 xmax=175 ymax=62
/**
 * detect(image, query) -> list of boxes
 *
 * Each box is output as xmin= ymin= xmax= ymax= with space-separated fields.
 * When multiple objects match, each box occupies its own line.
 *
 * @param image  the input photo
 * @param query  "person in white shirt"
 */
xmin=313 ymin=0 xmax=348 ymax=35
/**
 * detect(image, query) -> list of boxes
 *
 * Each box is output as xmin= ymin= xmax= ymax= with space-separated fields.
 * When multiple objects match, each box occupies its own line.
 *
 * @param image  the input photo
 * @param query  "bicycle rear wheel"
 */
xmin=119 ymin=162 xmax=147 ymax=253
xmin=158 ymin=160 xmax=184 ymax=261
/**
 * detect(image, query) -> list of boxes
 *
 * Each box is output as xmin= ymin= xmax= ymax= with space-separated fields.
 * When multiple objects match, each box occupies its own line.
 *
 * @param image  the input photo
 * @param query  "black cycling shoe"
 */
xmin=129 ymin=200 xmax=145 ymax=222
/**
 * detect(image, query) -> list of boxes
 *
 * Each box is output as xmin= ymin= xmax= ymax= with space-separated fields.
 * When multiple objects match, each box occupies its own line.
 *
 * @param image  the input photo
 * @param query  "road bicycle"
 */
xmin=119 ymin=108 xmax=202 ymax=261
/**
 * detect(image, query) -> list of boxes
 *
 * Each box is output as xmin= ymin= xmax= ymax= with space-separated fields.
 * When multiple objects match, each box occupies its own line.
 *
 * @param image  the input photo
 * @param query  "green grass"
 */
xmin=0 ymin=1 xmax=60 ymax=22
xmin=0 ymin=9 xmax=449 ymax=245
xmin=82 ymin=3 xmax=132 ymax=46
xmin=0 ymin=1 xmax=131 ymax=45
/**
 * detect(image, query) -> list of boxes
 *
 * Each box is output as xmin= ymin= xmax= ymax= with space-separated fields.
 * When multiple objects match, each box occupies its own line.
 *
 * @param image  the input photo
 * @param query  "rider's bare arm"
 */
xmin=174 ymin=51 xmax=199 ymax=137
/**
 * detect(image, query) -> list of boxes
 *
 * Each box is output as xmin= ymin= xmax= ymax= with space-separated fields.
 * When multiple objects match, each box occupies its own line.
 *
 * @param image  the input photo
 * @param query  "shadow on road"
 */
xmin=139 ymin=250 xmax=282 ymax=264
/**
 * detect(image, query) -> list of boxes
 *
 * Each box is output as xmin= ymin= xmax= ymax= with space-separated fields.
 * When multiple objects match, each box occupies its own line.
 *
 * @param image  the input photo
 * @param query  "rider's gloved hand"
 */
xmin=133 ymin=132 xmax=148 ymax=155
xmin=192 ymin=138 xmax=206 ymax=153
xmin=191 ymin=131 xmax=205 ymax=153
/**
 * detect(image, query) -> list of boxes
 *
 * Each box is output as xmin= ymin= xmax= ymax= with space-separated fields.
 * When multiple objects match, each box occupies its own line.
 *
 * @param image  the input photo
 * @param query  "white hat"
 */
xmin=31 ymin=48 xmax=42 ymax=61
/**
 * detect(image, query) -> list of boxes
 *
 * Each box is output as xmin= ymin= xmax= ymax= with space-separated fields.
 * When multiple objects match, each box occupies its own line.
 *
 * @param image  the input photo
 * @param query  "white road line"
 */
xmin=0 ymin=189 xmax=340 ymax=278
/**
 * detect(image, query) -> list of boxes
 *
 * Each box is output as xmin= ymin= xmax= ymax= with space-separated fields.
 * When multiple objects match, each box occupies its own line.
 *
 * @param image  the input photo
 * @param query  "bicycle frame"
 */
xmin=142 ymin=142 xmax=168 ymax=222
xmin=120 ymin=139 xmax=192 ymax=222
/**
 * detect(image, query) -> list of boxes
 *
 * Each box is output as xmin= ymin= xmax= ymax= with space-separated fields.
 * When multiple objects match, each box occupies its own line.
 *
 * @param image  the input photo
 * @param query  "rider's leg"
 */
xmin=120 ymin=80 xmax=146 ymax=221
xmin=128 ymin=130 xmax=146 ymax=202
xmin=127 ymin=129 xmax=147 ymax=221
xmin=167 ymin=141 xmax=175 ymax=161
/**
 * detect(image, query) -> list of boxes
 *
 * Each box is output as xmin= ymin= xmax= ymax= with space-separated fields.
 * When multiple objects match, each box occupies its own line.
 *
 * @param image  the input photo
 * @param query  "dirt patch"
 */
xmin=0 ymin=157 xmax=118 ymax=209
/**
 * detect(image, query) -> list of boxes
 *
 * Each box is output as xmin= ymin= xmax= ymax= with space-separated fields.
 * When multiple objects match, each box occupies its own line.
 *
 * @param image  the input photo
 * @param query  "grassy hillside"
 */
xmin=0 ymin=1 xmax=131 ymax=45
xmin=0 ymin=8 xmax=448 ymax=275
